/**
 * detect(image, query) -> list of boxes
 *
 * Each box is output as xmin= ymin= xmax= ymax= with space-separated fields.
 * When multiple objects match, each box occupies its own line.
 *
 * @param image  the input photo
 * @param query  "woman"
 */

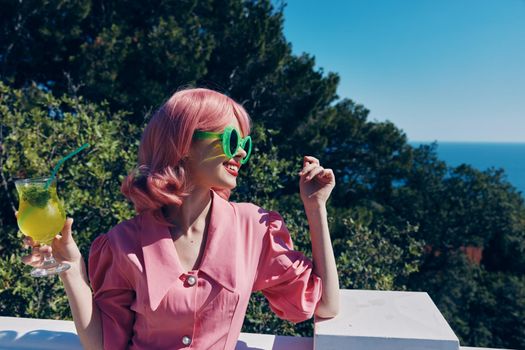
xmin=20 ymin=87 xmax=339 ymax=349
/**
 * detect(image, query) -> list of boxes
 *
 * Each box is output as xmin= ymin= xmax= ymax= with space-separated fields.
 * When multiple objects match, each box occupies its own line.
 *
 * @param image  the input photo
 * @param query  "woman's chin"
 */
xmin=225 ymin=178 xmax=238 ymax=190
xmin=222 ymin=166 xmax=239 ymax=181
xmin=210 ymin=175 xmax=236 ymax=190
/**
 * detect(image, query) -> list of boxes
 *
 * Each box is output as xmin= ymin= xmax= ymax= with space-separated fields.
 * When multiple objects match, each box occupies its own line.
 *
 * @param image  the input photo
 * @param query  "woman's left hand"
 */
xmin=298 ymin=156 xmax=336 ymax=208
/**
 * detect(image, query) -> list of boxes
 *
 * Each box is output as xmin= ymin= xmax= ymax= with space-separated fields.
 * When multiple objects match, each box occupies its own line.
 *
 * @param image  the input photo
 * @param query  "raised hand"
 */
xmin=298 ymin=155 xmax=336 ymax=208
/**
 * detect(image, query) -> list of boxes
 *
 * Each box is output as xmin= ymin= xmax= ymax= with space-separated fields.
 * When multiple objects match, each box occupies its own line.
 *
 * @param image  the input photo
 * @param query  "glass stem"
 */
xmin=42 ymin=255 xmax=56 ymax=266
xmin=41 ymin=245 xmax=59 ymax=268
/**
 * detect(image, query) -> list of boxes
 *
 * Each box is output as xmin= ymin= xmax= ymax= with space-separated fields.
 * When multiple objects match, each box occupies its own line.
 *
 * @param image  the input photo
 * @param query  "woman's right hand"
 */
xmin=16 ymin=211 xmax=82 ymax=272
xmin=17 ymin=211 xmax=103 ymax=350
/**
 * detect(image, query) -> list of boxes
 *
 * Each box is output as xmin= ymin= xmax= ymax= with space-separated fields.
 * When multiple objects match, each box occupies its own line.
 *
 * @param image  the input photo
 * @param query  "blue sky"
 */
xmin=277 ymin=0 xmax=525 ymax=142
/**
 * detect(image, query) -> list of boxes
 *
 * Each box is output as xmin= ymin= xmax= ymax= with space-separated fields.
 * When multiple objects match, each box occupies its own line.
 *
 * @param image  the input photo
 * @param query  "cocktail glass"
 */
xmin=15 ymin=177 xmax=69 ymax=277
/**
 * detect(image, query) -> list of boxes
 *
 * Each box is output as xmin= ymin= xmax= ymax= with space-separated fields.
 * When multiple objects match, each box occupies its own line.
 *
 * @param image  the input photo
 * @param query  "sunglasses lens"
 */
xmin=228 ymin=128 xmax=239 ymax=157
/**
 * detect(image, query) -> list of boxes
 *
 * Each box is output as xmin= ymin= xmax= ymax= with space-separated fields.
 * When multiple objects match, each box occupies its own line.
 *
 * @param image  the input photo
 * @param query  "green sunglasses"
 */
xmin=193 ymin=125 xmax=252 ymax=165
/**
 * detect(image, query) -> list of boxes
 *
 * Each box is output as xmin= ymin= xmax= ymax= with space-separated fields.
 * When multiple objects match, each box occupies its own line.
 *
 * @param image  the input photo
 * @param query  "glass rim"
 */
xmin=14 ymin=177 xmax=55 ymax=185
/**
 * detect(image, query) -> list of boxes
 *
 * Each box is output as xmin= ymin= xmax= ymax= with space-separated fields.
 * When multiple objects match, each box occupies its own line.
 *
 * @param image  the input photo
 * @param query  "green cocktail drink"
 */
xmin=15 ymin=177 xmax=69 ymax=277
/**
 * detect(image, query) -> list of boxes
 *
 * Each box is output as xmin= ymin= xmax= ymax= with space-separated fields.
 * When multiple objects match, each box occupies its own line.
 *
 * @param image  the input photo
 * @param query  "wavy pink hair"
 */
xmin=121 ymin=87 xmax=252 ymax=227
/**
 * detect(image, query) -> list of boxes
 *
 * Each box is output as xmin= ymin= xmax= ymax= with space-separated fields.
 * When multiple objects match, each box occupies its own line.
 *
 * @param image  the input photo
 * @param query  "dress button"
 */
xmin=182 ymin=335 xmax=192 ymax=345
xmin=187 ymin=275 xmax=197 ymax=286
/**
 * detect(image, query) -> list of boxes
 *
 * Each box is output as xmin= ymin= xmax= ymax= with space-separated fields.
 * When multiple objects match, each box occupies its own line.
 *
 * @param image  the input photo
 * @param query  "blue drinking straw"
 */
xmin=45 ymin=143 xmax=90 ymax=189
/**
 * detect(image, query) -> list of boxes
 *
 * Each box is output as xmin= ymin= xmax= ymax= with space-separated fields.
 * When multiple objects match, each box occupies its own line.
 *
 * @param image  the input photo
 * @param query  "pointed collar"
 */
xmin=140 ymin=189 xmax=238 ymax=311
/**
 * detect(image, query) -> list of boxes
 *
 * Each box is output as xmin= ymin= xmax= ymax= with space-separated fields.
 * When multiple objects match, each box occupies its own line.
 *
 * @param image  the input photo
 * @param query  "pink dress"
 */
xmin=88 ymin=189 xmax=322 ymax=349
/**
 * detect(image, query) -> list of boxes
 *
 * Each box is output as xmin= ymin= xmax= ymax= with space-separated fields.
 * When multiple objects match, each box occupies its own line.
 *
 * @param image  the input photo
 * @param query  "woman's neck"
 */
xmin=163 ymin=188 xmax=212 ymax=238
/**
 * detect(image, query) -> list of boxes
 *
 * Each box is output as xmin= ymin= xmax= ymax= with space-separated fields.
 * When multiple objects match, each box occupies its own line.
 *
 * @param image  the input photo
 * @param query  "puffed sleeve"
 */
xmin=252 ymin=210 xmax=323 ymax=323
xmin=88 ymin=234 xmax=135 ymax=349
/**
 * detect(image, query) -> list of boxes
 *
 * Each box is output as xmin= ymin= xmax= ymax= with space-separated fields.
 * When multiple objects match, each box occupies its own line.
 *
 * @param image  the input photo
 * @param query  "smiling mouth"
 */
xmin=223 ymin=164 xmax=239 ymax=176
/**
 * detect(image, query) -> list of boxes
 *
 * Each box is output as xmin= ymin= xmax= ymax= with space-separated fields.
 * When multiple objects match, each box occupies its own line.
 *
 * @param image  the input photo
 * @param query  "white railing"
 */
xmin=0 ymin=289 xmax=513 ymax=350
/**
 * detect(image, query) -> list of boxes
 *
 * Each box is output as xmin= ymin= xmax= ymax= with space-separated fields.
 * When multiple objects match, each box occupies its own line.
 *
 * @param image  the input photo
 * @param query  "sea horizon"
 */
xmin=409 ymin=141 xmax=525 ymax=196
xmin=410 ymin=140 xmax=525 ymax=144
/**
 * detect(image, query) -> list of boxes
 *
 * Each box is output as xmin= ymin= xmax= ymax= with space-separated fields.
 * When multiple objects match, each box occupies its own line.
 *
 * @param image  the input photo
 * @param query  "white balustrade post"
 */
xmin=314 ymin=289 xmax=460 ymax=350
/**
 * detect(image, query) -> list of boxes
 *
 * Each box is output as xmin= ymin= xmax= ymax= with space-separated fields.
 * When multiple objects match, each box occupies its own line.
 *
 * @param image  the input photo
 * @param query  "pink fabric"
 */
xmin=88 ymin=189 xmax=322 ymax=350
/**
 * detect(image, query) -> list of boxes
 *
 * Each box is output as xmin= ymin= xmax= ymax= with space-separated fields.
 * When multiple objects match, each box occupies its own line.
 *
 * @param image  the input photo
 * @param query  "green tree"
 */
xmin=291 ymin=99 xmax=413 ymax=207
xmin=393 ymin=144 xmax=525 ymax=251
xmin=408 ymin=252 xmax=525 ymax=349
xmin=0 ymin=0 xmax=338 ymax=128
xmin=0 ymin=81 xmax=139 ymax=318
xmin=399 ymin=144 xmax=525 ymax=348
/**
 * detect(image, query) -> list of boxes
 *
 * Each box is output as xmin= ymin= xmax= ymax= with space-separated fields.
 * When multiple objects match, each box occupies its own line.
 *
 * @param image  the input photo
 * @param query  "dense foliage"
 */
xmin=1 ymin=0 xmax=524 ymax=348
xmin=0 ymin=81 xmax=139 ymax=319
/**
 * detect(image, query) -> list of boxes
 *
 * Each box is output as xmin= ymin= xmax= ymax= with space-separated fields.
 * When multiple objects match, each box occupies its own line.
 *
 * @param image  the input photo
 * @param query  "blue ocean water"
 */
xmin=409 ymin=142 xmax=525 ymax=196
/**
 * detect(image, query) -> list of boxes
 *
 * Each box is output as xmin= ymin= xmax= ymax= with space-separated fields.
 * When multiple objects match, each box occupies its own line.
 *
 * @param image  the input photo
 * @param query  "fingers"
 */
xmin=22 ymin=253 xmax=43 ymax=267
xmin=324 ymin=168 xmax=335 ymax=180
xmin=299 ymin=158 xmax=324 ymax=181
xmin=300 ymin=165 xmax=324 ymax=181
xmin=300 ymin=156 xmax=320 ymax=173
xmin=303 ymin=155 xmax=320 ymax=166
xmin=299 ymin=156 xmax=318 ymax=171
xmin=299 ymin=163 xmax=315 ymax=175
xmin=322 ymin=168 xmax=336 ymax=185
xmin=22 ymin=236 xmax=35 ymax=249
xmin=38 ymin=245 xmax=52 ymax=255
xmin=298 ymin=156 xmax=335 ymax=183
xmin=21 ymin=245 xmax=52 ymax=267
xmin=305 ymin=166 xmax=325 ymax=181
xmin=60 ymin=218 xmax=74 ymax=243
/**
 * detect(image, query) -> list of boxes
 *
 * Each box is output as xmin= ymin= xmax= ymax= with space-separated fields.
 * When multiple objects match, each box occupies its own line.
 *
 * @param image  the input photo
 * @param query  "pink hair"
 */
xmin=120 ymin=87 xmax=252 ymax=227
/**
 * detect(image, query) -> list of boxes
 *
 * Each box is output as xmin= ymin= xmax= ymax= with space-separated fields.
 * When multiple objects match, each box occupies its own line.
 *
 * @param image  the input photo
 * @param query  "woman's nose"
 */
xmin=235 ymin=146 xmax=247 ymax=161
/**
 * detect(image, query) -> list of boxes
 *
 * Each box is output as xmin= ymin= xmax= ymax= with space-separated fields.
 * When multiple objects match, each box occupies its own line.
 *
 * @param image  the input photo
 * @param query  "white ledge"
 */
xmin=315 ymin=289 xmax=459 ymax=350
xmin=0 ymin=316 xmax=310 ymax=350
xmin=0 ymin=289 xmax=514 ymax=350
